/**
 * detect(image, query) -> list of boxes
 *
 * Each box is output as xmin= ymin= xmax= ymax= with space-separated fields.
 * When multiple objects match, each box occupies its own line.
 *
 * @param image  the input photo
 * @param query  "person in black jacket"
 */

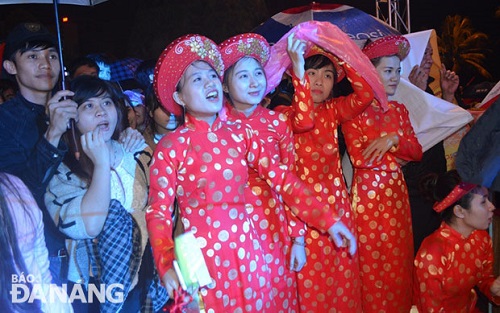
xmin=456 ymin=96 xmax=500 ymax=192
xmin=0 ymin=22 xmax=78 ymax=285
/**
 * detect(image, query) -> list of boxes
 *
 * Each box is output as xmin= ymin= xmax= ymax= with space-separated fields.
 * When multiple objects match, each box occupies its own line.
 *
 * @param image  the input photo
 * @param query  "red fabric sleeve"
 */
xmin=146 ymin=139 xmax=178 ymax=278
xmin=274 ymin=74 xmax=314 ymax=134
xmin=243 ymin=125 xmax=339 ymax=233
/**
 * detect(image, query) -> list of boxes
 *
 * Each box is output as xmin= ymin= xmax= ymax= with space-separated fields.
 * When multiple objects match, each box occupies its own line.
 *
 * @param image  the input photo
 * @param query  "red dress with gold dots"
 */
xmin=414 ymin=222 xmax=500 ymax=312
xmin=276 ymin=66 xmax=373 ymax=313
xmin=147 ymin=114 xmax=338 ymax=312
xmin=226 ymin=103 xmax=307 ymax=312
xmin=342 ymin=100 xmax=422 ymax=313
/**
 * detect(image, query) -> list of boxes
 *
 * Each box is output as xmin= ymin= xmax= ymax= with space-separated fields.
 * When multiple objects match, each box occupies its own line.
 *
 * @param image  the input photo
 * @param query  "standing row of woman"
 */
xmin=146 ymin=28 xmax=358 ymax=312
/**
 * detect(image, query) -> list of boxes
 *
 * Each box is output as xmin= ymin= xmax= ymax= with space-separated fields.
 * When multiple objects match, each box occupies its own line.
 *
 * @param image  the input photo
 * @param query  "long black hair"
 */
xmin=63 ymin=75 xmax=129 ymax=183
xmin=0 ymin=173 xmax=42 ymax=312
xmin=420 ymin=169 xmax=476 ymax=223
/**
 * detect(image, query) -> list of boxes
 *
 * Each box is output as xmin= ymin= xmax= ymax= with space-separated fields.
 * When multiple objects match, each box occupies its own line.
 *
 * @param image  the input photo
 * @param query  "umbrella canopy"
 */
xmin=253 ymin=3 xmax=400 ymax=47
xmin=0 ymin=0 xmax=106 ymax=4
xmin=110 ymin=57 xmax=143 ymax=82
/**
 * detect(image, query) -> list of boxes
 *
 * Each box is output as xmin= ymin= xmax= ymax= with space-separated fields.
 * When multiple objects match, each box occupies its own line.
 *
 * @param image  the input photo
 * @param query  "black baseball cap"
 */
xmin=3 ymin=22 xmax=57 ymax=60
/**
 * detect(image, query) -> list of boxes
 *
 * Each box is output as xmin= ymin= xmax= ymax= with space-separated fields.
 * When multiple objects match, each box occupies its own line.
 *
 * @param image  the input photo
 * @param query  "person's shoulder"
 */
xmin=50 ymin=162 xmax=83 ymax=188
xmin=388 ymin=100 xmax=406 ymax=109
xmin=0 ymin=173 xmax=27 ymax=194
xmin=417 ymin=229 xmax=448 ymax=256
xmin=0 ymin=96 xmax=22 ymax=114
xmin=262 ymin=106 xmax=285 ymax=119
xmin=471 ymin=229 xmax=492 ymax=243
xmin=0 ymin=97 xmax=26 ymax=137
xmin=124 ymin=143 xmax=153 ymax=163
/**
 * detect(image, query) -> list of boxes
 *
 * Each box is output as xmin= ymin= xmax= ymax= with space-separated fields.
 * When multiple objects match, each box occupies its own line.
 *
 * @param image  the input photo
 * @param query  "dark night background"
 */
xmin=1 ymin=0 xmax=499 ymax=82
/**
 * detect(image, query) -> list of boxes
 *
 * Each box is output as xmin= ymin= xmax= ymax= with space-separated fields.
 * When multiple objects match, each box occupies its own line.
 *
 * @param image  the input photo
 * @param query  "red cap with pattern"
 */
xmin=362 ymin=35 xmax=410 ymax=61
xmin=305 ymin=44 xmax=346 ymax=82
xmin=219 ymin=33 xmax=270 ymax=71
xmin=433 ymin=182 xmax=477 ymax=213
xmin=154 ymin=34 xmax=224 ymax=116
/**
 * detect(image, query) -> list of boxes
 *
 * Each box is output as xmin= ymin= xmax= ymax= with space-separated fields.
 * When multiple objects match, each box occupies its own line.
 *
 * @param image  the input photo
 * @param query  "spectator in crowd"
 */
xmin=404 ymin=39 xmax=461 ymax=252
xmin=0 ymin=22 xmax=78 ymax=286
xmin=134 ymin=59 xmax=156 ymax=92
xmin=68 ymin=56 xmax=99 ymax=80
xmin=142 ymin=85 xmax=180 ymax=150
xmin=0 ymin=78 xmax=17 ymax=104
xmin=456 ymin=97 xmax=500 ymax=192
xmin=45 ymin=75 xmax=167 ymax=312
xmin=124 ymin=89 xmax=149 ymax=133
xmin=0 ymin=172 xmax=73 ymax=313
xmin=408 ymin=41 xmax=460 ymax=103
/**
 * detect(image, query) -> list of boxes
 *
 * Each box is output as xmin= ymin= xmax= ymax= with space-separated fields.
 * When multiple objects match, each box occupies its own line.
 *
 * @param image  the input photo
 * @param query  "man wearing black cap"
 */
xmin=0 ymin=22 xmax=78 ymax=285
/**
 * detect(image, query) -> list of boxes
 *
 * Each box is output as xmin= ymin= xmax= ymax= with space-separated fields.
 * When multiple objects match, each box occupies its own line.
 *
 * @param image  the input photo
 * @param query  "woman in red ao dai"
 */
xmin=219 ymin=33 xmax=310 ymax=312
xmin=414 ymin=170 xmax=500 ymax=312
xmin=342 ymin=36 xmax=423 ymax=312
xmin=268 ymin=24 xmax=376 ymax=312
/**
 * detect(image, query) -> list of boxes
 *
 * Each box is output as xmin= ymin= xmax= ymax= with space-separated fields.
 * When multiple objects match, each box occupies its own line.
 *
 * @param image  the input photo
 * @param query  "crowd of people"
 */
xmin=0 ymin=19 xmax=498 ymax=313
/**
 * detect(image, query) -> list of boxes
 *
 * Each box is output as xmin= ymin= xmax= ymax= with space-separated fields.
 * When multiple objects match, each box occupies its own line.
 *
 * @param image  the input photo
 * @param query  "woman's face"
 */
xmin=225 ymin=57 xmax=267 ymax=110
xmin=134 ymin=105 xmax=146 ymax=127
xmin=77 ymin=93 xmax=118 ymax=141
xmin=375 ymin=55 xmax=401 ymax=96
xmin=306 ymin=63 xmax=335 ymax=104
xmin=462 ymin=186 xmax=495 ymax=231
xmin=175 ymin=61 xmax=223 ymax=121
xmin=152 ymin=107 xmax=179 ymax=134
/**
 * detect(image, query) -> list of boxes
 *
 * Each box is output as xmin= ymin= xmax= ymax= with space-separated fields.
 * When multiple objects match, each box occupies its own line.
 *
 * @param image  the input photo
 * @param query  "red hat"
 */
xmin=362 ymin=35 xmax=410 ymax=61
xmin=305 ymin=44 xmax=346 ymax=82
xmin=154 ymin=34 xmax=224 ymax=116
xmin=219 ymin=33 xmax=270 ymax=71
xmin=432 ymin=182 xmax=477 ymax=213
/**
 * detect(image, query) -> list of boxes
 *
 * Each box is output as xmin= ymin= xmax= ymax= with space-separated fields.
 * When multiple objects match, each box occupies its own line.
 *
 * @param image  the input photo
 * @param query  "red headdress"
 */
xmin=219 ymin=33 xmax=270 ymax=72
xmin=154 ymin=34 xmax=224 ymax=116
xmin=432 ymin=182 xmax=477 ymax=213
xmin=305 ymin=44 xmax=346 ymax=82
xmin=362 ymin=35 xmax=411 ymax=61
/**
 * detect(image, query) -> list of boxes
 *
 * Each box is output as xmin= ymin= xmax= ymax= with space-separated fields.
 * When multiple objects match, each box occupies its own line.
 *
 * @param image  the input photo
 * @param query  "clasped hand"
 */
xmin=327 ymin=221 xmax=357 ymax=256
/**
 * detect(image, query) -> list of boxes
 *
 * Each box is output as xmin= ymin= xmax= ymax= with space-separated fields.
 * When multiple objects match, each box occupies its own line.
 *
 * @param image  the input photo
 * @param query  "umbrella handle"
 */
xmin=53 ymin=0 xmax=66 ymax=90
xmin=53 ymin=0 xmax=80 ymax=160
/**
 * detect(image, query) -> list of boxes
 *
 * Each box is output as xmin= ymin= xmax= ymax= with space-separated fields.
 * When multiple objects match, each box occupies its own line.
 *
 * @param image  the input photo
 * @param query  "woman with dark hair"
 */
xmin=414 ymin=169 xmax=500 ymax=311
xmin=142 ymin=85 xmax=180 ymax=150
xmin=268 ymin=24 xmax=376 ymax=311
xmin=0 ymin=172 xmax=72 ymax=313
xmin=45 ymin=76 xmax=167 ymax=312
xmin=342 ymin=35 xmax=423 ymax=312
xmin=342 ymin=36 xmax=422 ymax=312
xmin=219 ymin=33 xmax=312 ymax=312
